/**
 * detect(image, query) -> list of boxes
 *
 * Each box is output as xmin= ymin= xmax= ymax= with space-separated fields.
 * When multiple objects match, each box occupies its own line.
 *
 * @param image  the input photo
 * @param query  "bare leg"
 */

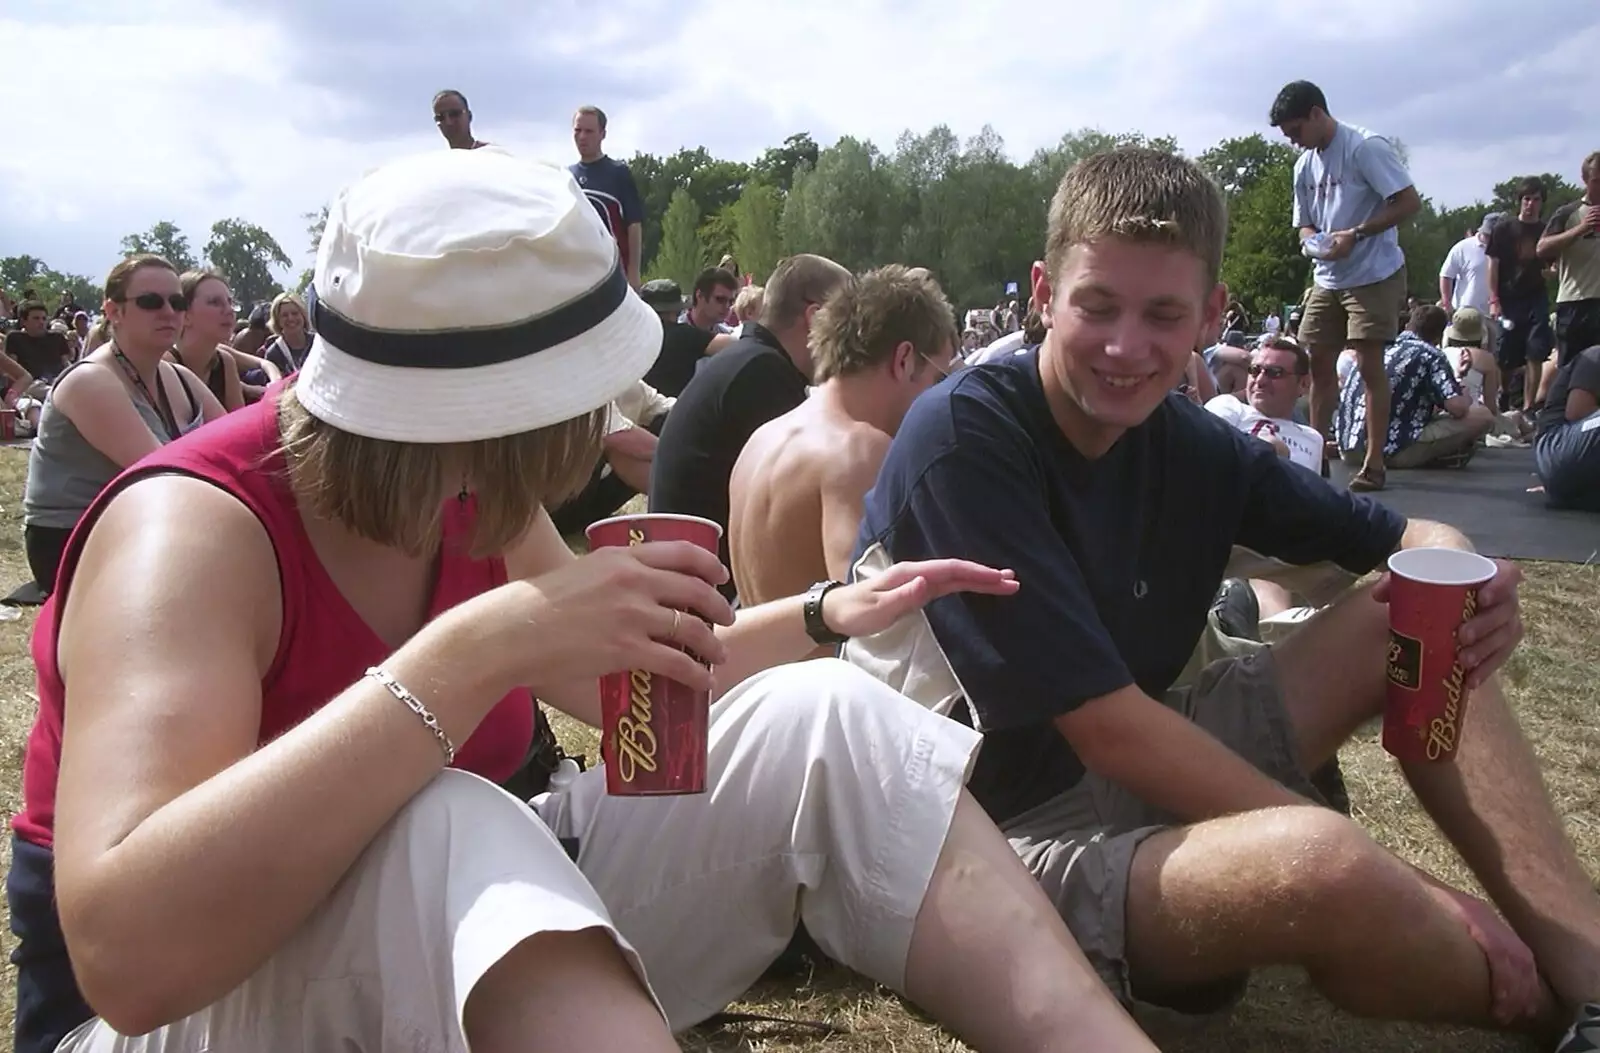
xmin=1270 ymin=582 xmax=1600 ymax=1007
xmin=1123 ymin=806 xmax=1534 ymax=1024
xmin=1525 ymin=359 xmax=1545 ymax=413
xmin=1406 ymin=677 xmax=1600 ymax=1006
xmin=1534 ymin=358 xmax=1558 ymax=408
xmin=464 ymin=928 xmax=678 ymax=1053
xmin=1248 ymin=578 xmax=1295 ymax=619
xmin=905 ymin=792 xmax=1157 ymax=1052
xmin=1353 ymin=338 xmax=1392 ymax=477
xmin=1307 ymin=341 xmax=1342 ymax=439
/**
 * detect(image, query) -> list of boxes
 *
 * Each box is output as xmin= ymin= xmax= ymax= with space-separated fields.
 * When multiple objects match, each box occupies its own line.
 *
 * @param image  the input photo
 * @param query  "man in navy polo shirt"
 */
xmin=846 ymin=148 xmax=1600 ymax=1046
xmin=570 ymin=105 xmax=645 ymax=289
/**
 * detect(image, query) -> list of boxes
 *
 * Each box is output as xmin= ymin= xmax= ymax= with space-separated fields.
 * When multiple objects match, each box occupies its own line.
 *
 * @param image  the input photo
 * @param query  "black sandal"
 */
xmin=1348 ymin=466 xmax=1386 ymax=492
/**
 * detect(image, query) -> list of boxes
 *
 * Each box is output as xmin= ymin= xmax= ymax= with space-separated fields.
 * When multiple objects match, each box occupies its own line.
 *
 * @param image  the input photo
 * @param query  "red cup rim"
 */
xmin=1386 ymin=547 xmax=1496 ymax=587
xmin=585 ymin=512 xmax=725 ymax=541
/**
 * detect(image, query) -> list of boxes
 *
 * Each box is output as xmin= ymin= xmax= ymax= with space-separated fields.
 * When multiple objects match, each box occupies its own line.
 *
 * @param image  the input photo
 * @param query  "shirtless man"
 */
xmin=728 ymin=265 xmax=959 ymax=608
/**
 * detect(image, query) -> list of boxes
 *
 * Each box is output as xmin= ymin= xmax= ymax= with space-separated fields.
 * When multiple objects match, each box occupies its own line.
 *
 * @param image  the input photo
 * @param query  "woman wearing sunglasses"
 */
xmin=19 ymin=255 xmax=226 ymax=596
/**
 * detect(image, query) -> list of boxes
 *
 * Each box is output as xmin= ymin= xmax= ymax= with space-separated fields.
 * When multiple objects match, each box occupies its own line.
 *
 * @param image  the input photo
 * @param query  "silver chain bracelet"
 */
xmin=365 ymin=667 xmax=456 ymax=764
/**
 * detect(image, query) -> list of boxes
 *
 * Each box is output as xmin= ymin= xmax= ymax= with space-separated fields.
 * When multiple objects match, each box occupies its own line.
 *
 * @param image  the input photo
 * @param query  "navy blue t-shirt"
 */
xmin=569 ymin=156 xmax=644 ymax=262
xmin=850 ymin=349 xmax=1405 ymax=823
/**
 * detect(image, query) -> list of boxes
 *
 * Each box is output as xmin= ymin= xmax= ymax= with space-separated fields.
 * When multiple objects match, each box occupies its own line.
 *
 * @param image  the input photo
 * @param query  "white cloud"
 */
xmin=4 ymin=0 xmax=1597 ymax=283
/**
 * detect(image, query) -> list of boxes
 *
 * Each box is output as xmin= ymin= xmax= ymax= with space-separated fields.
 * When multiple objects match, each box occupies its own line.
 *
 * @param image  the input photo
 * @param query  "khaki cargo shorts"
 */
xmin=1300 ymin=265 xmax=1408 ymax=346
xmin=1003 ymin=649 xmax=1324 ymax=1029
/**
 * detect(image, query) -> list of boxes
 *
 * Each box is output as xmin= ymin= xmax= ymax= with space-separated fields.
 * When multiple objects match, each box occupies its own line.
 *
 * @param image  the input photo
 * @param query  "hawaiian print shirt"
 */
xmin=1335 ymin=332 xmax=1462 ymax=457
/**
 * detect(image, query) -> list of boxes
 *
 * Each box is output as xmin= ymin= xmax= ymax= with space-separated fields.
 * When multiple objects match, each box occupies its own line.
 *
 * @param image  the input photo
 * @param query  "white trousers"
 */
xmin=58 ymin=659 xmax=979 ymax=1052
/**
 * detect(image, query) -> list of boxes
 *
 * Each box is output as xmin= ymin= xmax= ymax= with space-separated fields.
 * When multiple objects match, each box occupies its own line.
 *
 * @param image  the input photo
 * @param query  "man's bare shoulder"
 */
xmin=823 ymin=419 xmax=894 ymax=488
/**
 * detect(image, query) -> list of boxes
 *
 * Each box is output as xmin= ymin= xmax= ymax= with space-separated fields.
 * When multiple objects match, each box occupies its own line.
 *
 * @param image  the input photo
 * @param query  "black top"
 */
xmin=5 ymin=331 xmax=71 ymax=382
xmin=1536 ymin=346 xmax=1600 ymax=437
xmin=1487 ymin=217 xmax=1548 ymax=302
xmin=854 ymin=349 xmax=1407 ymax=823
xmin=264 ymin=336 xmax=313 ymax=375
xmin=649 ymin=323 xmax=809 ymax=593
xmin=644 ymin=323 xmax=715 ymax=398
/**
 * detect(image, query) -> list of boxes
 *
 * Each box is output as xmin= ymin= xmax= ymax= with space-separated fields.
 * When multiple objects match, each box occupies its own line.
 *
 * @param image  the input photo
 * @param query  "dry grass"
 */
xmin=0 ymin=448 xmax=1593 ymax=1051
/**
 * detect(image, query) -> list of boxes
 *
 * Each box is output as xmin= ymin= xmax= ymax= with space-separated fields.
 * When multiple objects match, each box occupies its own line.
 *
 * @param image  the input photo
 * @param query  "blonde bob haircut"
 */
xmin=278 ymin=385 xmax=607 ymax=559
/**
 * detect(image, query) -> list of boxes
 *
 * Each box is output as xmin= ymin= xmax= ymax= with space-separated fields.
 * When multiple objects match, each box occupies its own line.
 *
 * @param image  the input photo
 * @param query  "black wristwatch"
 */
xmin=802 ymin=580 xmax=849 ymax=646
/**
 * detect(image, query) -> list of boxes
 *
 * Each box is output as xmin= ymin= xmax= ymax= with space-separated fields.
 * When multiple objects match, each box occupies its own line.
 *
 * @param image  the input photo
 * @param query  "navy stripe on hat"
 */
xmin=312 ymin=261 xmax=628 ymax=369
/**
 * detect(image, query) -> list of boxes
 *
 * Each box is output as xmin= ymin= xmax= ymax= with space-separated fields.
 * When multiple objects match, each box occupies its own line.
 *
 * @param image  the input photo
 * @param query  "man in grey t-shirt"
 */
xmin=1271 ymin=80 xmax=1422 ymax=492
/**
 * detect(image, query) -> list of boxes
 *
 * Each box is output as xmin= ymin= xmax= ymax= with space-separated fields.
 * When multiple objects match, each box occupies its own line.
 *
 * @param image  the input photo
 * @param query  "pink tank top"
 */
xmin=13 ymin=392 xmax=536 ymax=848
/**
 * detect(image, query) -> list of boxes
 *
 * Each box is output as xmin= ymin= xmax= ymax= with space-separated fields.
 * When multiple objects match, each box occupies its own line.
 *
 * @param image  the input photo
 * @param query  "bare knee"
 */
xmin=1465 ymin=403 xmax=1495 ymax=436
xmin=1261 ymin=807 xmax=1394 ymax=910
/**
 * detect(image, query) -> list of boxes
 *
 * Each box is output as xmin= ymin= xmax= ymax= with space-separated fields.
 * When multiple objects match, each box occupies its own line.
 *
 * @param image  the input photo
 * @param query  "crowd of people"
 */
xmin=0 ymin=78 xmax=1597 ymax=1053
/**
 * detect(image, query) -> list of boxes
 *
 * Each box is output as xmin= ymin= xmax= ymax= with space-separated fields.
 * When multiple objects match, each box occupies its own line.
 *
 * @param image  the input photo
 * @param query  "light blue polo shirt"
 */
xmin=1291 ymin=121 xmax=1413 ymax=291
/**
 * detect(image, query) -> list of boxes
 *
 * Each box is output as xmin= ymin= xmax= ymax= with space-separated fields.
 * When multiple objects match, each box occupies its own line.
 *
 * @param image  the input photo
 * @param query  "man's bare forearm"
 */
xmin=1059 ymin=687 xmax=1307 ymax=822
xmin=1536 ymin=223 xmax=1587 ymax=261
xmin=1354 ymin=188 xmax=1421 ymax=236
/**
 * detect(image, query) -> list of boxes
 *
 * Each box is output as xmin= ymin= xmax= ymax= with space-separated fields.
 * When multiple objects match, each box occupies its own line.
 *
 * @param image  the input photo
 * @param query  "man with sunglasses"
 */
xmin=684 ymin=267 xmax=739 ymax=335
xmin=432 ymin=90 xmax=488 ymax=151
xmin=726 ymin=265 xmax=959 ymax=612
xmin=1206 ymin=339 xmax=1323 ymax=473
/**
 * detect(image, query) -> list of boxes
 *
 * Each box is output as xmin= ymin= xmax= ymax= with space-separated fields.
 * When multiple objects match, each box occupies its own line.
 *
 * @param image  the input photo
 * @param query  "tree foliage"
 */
xmin=120 ymin=221 xmax=198 ymax=273
xmin=1490 ymin=173 xmax=1582 ymax=217
xmin=304 ymin=205 xmax=329 ymax=258
xmin=652 ymin=188 xmax=707 ymax=289
xmin=204 ymin=219 xmax=292 ymax=310
xmin=11 ymin=127 xmax=1558 ymax=329
xmin=726 ymin=179 xmax=785 ymax=283
xmin=1 ymin=256 xmax=101 ymax=310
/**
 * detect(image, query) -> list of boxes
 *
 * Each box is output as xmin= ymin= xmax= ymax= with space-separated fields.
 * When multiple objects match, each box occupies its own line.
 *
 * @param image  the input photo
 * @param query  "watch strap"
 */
xmin=802 ymin=580 xmax=849 ymax=646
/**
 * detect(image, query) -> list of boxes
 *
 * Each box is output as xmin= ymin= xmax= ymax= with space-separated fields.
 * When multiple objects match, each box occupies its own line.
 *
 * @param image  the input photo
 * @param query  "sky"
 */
xmin=3 ymin=0 xmax=1597 ymax=284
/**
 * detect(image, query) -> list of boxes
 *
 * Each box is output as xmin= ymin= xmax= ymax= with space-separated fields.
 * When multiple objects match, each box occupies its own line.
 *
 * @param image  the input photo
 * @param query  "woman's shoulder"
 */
xmin=49 ymin=356 xmax=122 ymax=406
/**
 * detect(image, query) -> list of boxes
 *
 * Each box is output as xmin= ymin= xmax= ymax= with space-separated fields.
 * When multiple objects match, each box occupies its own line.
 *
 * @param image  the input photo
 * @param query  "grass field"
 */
xmin=0 ymin=446 xmax=1593 ymax=1051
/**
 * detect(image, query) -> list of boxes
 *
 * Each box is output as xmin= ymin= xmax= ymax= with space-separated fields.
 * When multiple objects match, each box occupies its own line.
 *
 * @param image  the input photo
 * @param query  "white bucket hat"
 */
xmin=296 ymin=148 xmax=661 ymax=442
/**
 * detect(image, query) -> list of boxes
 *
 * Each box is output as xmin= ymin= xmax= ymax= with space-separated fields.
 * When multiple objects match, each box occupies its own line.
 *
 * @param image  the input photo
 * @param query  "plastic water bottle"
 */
xmin=1302 ymin=232 xmax=1336 ymax=260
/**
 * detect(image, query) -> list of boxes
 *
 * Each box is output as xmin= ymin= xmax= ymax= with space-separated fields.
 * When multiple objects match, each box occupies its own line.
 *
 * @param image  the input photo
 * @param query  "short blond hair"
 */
xmin=809 ymin=265 xmax=957 ymax=383
xmin=732 ymin=284 xmax=764 ymax=323
xmin=1582 ymin=150 xmax=1600 ymax=181
xmin=759 ymin=254 xmax=852 ymax=331
xmin=278 ymin=384 xmax=605 ymax=559
xmin=1045 ymin=148 xmax=1227 ymax=286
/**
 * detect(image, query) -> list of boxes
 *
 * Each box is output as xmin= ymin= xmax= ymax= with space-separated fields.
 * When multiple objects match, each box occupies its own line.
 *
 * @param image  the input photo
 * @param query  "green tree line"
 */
xmin=4 ymin=217 xmax=293 ymax=316
xmin=8 ymin=129 xmax=1579 ymax=326
xmin=631 ymin=127 xmax=1583 ymax=320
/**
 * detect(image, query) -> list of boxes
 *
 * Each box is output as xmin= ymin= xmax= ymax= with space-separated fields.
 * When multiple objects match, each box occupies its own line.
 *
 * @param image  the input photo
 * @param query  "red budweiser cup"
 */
xmin=1382 ymin=548 xmax=1497 ymax=763
xmin=585 ymin=513 xmax=723 ymax=796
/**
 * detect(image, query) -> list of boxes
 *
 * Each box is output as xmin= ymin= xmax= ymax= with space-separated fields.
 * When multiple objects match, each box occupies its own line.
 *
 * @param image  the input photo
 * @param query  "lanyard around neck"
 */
xmin=112 ymin=346 xmax=181 ymax=441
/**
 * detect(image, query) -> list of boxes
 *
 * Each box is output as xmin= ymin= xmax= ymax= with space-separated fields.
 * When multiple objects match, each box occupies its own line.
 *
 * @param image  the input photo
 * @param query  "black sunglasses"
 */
xmin=1247 ymin=364 xmax=1301 ymax=380
xmin=435 ymin=108 xmax=464 ymax=123
xmin=118 ymin=292 xmax=188 ymax=312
